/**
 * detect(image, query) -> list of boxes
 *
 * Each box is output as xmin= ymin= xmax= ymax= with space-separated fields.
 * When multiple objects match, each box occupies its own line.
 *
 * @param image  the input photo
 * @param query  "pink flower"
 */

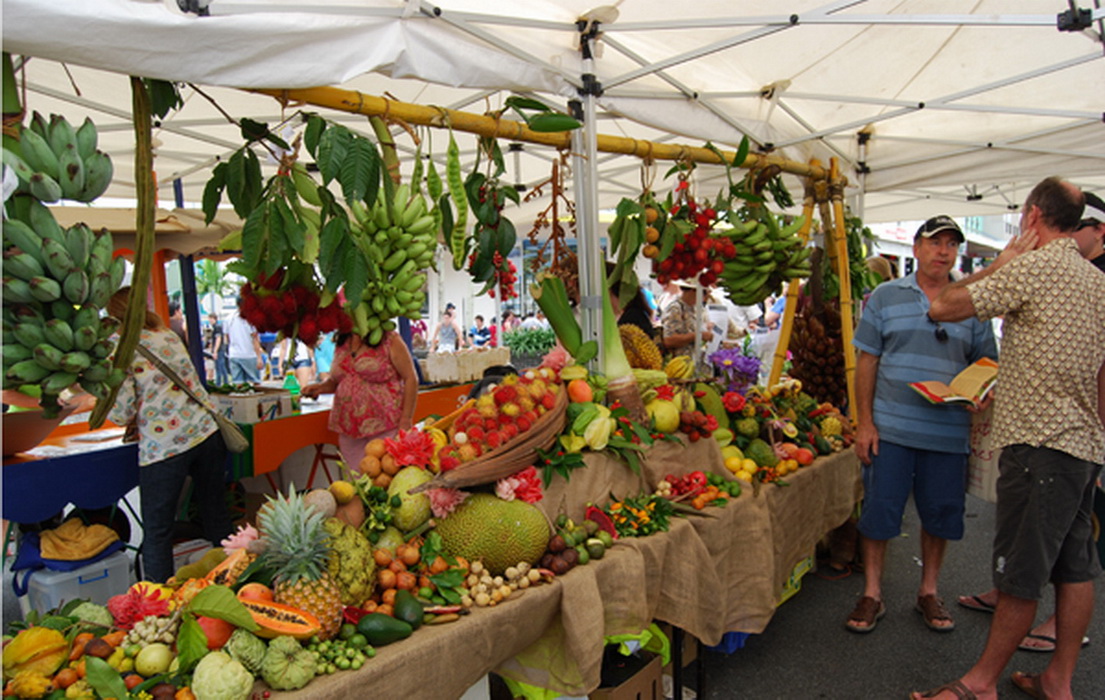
xmin=427 ymin=488 xmax=469 ymax=518
xmin=496 ymin=466 xmax=543 ymax=504
xmin=540 ymin=345 xmax=571 ymax=373
xmin=221 ymin=523 xmax=258 ymax=554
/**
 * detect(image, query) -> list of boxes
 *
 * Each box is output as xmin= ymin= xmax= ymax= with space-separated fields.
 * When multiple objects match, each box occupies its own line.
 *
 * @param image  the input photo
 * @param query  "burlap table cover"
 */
xmin=270 ymin=441 xmax=860 ymax=699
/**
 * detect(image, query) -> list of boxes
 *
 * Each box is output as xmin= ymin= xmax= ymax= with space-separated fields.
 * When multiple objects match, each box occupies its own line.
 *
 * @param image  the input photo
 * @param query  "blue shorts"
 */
xmin=289 ymin=359 xmax=312 ymax=370
xmin=858 ymin=440 xmax=967 ymax=541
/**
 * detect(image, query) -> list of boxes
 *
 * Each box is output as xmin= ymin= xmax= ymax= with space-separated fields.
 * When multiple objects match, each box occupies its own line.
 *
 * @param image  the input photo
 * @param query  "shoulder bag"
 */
xmin=135 ymin=345 xmax=250 ymax=454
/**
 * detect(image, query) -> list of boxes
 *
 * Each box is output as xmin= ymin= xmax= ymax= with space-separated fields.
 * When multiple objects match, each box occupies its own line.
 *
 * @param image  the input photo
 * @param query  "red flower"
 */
xmin=384 ymin=429 xmax=436 ymax=468
xmin=496 ymin=466 xmax=543 ymax=504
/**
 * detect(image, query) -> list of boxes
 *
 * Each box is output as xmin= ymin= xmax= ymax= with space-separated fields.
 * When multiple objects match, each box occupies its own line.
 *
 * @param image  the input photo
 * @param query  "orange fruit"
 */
xmin=237 ymin=583 xmax=275 ymax=602
xmin=365 ymin=439 xmax=387 ymax=459
xmin=358 ymin=455 xmax=382 ymax=477
xmin=381 ymin=454 xmax=400 ymax=475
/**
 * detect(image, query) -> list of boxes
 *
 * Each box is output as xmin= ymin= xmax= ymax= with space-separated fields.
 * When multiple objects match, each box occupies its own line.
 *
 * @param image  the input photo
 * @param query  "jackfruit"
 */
xmin=619 ymin=324 xmax=663 ymax=370
xmin=434 ymin=494 xmax=550 ymax=575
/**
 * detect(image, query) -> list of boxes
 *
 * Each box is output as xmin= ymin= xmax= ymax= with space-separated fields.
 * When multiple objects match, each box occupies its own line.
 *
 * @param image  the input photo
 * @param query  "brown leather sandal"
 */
xmin=845 ymin=595 xmax=885 ymax=633
xmin=916 ymin=594 xmax=955 ymax=632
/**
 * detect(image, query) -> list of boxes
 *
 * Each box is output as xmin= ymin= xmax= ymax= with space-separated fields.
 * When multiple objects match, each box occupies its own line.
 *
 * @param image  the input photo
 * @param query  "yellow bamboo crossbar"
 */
xmin=768 ymin=173 xmax=817 ymax=386
xmin=828 ymin=159 xmax=858 ymax=420
xmin=254 ymin=87 xmax=833 ymax=180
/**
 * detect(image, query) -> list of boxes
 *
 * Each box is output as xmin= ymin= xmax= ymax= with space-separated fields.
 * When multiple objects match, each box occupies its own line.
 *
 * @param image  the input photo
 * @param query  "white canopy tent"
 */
xmin=4 ymin=0 xmax=1103 ymax=225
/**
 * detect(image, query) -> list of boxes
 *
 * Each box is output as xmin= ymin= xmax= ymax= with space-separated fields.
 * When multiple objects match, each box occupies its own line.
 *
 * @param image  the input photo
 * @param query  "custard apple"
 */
xmin=192 ymin=651 xmax=253 ymax=700
xmin=261 ymin=636 xmax=315 ymax=691
xmin=224 ymin=628 xmax=267 ymax=676
xmin=735 ymin=417 xmax=760 ymax=438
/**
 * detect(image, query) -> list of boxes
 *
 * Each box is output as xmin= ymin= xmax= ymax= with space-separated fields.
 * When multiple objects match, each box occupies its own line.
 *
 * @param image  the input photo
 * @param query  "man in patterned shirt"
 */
xmin=914 ymin=177 xmax=1105 ymax=700
xmin=660 ymin=281 xmax=714 ymax=360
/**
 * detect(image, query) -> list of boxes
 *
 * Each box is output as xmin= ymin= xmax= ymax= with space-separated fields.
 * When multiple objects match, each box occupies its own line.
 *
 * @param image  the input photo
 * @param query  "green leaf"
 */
xmin=339 ymin=137 xmax=380 ymax=204
xmin=664 ymin=162 xmax=689 ymax=180
xmin=502 ymin=185 xmax=521 ymax=204
xmin=317 ymin=126 xmax=353 ymax=183
xmin=175 ymin=614 xmax=209 ymax=674
xmin=265 ymin=201 xmax=288 ymax=278
xmin=304 ymin=114 xmax=327 ymax=158
xmin=504 ymin=96 xmax=555 ymax=113
xmin=239 ymin=118 xmax=271 ymax=143
xmin=319 ymin=217 xmax=346 ymax=289
xmin=240 ymin=204 xmax=267 ymax=272
xmin=142 ymin=79 xmax=182 ymax=119
xmin=429 ymin=569 xmax=465 ymax=589
xmin=733 ymin=135 xmax=750 ymax=168
xmin=464 ymin=171 xmax=487 ymax=209
xmin=342 ymin=246 xmax=369 ymax=306
xmin=202 ymin=162 xmax=226 ymax=226
xmin=575 ymin=340 xmax=598 ymax=364
xmin=187 ymin=584 xmax=259 ymax=630
xmin=526 ymin=113 xmax=582 ymax=132
xmin=615 ymin=198 xmax=644 ymax=219
xmin=439 ymin=587 xmax=462 ymax=605
xmin=84 ymin=656 xmax=130 ymax=700
xmin=496 ymin=217 xmax=516 ymax=257
xmin=275 ymin=197 xmax=306 ymax=255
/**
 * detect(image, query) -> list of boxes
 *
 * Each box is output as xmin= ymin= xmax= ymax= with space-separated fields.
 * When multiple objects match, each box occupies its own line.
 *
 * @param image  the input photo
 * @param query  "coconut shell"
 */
xmin=333 ymin=496 xmax=365 ymax=529
xmin=303 ymin=489 xmax=337 ymax=519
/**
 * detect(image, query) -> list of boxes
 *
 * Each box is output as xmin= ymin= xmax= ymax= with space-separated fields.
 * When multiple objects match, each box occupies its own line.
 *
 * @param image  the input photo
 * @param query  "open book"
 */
xmin=909 ymin=357 xmax=998 ymax=406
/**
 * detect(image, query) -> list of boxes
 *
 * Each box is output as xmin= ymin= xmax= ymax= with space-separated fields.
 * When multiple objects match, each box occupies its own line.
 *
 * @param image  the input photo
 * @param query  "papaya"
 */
xmin=392 ymin=590 xmax=424 ymax=631
xmin=204 ymin=549 xmax=247 ymax=586
xmin=236 ymin=599 xmax=321 ymax=640
xmin=356 ymin=613 xmax=413 ymax=646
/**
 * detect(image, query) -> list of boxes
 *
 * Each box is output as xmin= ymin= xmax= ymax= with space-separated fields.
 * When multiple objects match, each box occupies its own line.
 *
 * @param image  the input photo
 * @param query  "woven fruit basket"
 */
xmin=411 ymin=388 xmax=568 ymax=492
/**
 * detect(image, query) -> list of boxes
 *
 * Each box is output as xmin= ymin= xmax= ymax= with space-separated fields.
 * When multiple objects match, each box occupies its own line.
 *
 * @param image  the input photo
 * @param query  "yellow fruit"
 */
xmin=364 ymin=439 xmax=387 ymax=459
xmin=724 ymin=456 xmax=743 ymax=473
xmin=736 ymin=470 xmax=753 ymax=482
xmin=329 ymin=480 xmax=356 ymax=505
xmin=741 ymin=458 xmax=758 ymax=474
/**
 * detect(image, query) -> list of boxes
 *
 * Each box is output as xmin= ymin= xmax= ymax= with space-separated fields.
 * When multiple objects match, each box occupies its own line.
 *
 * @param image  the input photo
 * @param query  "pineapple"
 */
xmin=257 ymin=490 xmax=344 ymax=640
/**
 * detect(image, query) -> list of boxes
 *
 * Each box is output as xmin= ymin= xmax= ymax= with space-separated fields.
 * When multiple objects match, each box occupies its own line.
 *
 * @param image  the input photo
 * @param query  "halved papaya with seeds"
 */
xmin=204 ymin=548 xmax=247 ymax=585
xmin=237 ymin=599 xmax=321 ymax=640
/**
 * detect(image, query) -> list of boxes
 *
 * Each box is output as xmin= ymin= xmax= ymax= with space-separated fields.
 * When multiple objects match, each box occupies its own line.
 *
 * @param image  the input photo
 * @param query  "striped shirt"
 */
xmin=854 ymin=273 xmax=998 ymax=454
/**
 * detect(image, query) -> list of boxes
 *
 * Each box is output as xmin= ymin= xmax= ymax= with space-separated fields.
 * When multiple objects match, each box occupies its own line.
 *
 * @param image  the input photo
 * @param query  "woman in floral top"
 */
xmin=107 ymin=288 xmax=234 ymax=583
xmin=301 ymin=330 xmax=419 ymax=468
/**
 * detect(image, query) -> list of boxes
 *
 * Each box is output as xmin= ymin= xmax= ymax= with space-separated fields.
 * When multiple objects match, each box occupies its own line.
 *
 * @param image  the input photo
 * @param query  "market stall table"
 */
xmin=270 ymin=443 xmax=861 ymax=699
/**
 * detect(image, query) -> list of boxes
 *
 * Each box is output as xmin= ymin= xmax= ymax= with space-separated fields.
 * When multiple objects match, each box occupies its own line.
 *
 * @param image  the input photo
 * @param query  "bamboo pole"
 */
xmin=828 ymin=158 xmax=857 ymax=419
xmin=255 ymin=87 xmax=833 ymax=180
xmin=768 ymin=165 xmax=817 ymax=386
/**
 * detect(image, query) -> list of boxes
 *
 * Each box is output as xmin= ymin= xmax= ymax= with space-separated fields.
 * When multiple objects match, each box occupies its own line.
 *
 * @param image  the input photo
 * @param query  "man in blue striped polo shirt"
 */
xmin=845 ymin=216 xmax=998 ymax=634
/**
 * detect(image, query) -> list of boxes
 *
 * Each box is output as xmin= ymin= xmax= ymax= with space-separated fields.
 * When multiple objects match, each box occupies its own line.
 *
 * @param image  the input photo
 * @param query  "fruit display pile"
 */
xmin=236 ymin=271 xmax=351 ymax=346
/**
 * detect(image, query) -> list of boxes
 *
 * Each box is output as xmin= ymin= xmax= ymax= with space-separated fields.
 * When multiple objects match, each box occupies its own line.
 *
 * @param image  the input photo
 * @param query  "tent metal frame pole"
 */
xmin=574 ymin=24 xmax=603 ymax=372
xmin=608 ymin=12 xmax=1077 ymax=32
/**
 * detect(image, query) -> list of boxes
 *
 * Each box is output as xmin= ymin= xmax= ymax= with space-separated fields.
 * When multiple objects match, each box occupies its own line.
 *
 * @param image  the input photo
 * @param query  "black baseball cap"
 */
xmin=1082 ymin=191 xmax=1104 ymax=225
xmin=915 ymin=215 xmax=964 ymax=243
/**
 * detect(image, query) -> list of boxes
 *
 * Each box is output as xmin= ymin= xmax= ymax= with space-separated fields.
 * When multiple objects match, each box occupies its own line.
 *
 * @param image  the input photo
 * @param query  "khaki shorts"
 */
xmin=992 ymin=444 xmax=1103 ymax=600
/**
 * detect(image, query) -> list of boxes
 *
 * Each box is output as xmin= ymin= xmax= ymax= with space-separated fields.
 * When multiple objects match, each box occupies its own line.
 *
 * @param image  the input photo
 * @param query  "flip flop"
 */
xmin=1017 ymin=633 xmax=1091 ymax=652
xmin=1010 ymin=671 xmax=1045 ymax=699
xmin=956 ymin=594 xmax=996 ymax=613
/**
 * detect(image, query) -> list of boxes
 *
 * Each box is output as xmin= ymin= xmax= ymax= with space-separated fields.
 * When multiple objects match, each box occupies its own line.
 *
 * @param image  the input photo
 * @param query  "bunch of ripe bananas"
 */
xmin=345 ymin=183 xmax=437 ymax=346
xmin=717 ymin=215 xmax=811 ymax=306
xmin=2 ymin=112 xmax=113 ymax=203
xmin=3 ymin=203 xmax=125 ymax=415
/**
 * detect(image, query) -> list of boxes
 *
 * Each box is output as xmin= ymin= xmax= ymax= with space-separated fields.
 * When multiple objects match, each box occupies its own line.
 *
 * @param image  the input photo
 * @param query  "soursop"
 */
xmin=745 ymin=438 xmax=778 ymax=468
xmin=322 ymin=517 xmax=376 ymax=606
xmin=735 ymin=417 xmax=760 ymax=438
xmin=261 ymin=635 xmax=315 ymax=691
xmin=70 ymin=602 xmax=112 ymax=629
xmin=192 ymin=651 xmax=253 ymax=700
xmin=434 ymin=493 xmax=549 ymax=575
xmin=224 ymin=628 xmax=267 ymax=676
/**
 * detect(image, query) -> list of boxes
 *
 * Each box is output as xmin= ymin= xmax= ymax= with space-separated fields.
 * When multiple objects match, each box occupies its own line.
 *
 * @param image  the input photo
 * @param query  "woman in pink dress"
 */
xmin=301 ymin=331 xmax=418 ymax=468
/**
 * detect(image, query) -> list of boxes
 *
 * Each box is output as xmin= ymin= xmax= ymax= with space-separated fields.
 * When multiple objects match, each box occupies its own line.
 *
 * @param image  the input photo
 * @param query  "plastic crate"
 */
xmin=706 ymin=631 xmax=751 ymax=654
xmin=21 ymin=550 xmax=133 ymax=614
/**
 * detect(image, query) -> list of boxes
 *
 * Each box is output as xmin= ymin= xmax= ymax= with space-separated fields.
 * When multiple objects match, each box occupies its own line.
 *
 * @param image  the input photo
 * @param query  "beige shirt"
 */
xmin=967 ymin=238 xmax=1105 ymax=463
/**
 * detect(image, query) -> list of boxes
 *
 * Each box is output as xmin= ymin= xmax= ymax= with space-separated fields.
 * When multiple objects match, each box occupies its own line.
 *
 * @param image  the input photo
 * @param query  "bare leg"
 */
xmin=1028 ymin=580 xmax=1095 ymax=700
xmin=861 ymin=536 xmax=886 ymax=601
xmin=918 ymin=529 xmax=947 ymax=598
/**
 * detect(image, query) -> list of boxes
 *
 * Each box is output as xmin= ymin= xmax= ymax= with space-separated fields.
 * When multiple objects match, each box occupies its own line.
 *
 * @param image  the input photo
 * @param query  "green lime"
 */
xmin=348 ymin=633 xmax=367 ymax=649
xmin=339 ymin=623 xmax=357 ymax=640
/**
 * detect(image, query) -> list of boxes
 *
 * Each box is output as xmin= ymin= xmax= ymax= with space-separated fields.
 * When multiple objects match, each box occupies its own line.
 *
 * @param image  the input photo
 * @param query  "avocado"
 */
xmin=392 ymin=590 xmax=425 ymax=631
xmin=356 ymin=613 xmax=413 ymax=646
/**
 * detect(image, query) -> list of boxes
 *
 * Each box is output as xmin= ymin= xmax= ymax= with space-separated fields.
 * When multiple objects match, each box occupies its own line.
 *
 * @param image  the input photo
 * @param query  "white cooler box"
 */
xmin=19 ymin=550 xmax=133 ymax=615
